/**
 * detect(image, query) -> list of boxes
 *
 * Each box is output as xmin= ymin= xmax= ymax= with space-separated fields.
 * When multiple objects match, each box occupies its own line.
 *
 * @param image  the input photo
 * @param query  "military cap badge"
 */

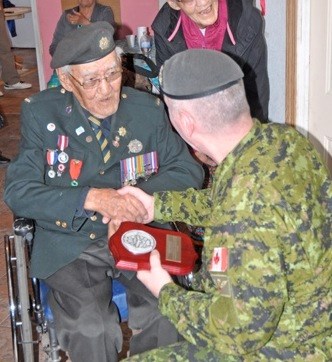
xmin=99 ymin=36 xmax=110 ymax=50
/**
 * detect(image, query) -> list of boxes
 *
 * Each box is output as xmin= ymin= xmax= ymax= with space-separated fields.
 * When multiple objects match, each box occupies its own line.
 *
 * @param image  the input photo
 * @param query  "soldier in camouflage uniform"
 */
xmin=117 ymin=49 xmax=332 ymax=361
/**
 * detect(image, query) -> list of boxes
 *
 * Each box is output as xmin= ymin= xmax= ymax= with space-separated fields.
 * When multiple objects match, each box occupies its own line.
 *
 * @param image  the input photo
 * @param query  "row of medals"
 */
xmin=47 ymin=149 xmax=69 ymax=179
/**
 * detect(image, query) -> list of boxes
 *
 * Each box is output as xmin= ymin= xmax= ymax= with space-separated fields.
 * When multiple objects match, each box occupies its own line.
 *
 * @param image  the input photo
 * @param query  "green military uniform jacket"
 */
xmin=4 ymin=86 xmax=203 ymax=279
xmin=154 ymin=120 xmax=332 ymax=361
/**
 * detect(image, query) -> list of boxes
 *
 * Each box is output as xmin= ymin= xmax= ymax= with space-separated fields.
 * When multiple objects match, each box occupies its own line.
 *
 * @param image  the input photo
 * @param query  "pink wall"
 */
xmin=36 ymin=1 xmax=159 ymax=85
xmin=119 ymin=0 xmax=159 ymax=39
xmin=36 ymin=0 xmax=62 ymax=82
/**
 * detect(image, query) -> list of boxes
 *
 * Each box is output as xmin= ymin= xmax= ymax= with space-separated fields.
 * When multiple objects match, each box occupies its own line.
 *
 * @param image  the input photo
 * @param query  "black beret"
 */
xmin=51 ymin=22 xmax=115 ymax=69
xmin=159 ymin=49 xmax=244 ymax=100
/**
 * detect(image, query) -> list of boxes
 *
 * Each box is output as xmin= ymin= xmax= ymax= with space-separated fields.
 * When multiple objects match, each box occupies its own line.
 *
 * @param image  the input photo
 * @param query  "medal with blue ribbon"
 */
xmin=46 ymin=149 xmax=58 ymax=178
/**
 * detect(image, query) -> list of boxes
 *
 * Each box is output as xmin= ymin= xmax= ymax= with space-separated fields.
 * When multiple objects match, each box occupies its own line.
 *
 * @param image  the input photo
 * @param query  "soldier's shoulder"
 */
xmin=120 ymin=86 xmax=164 ymax=109
xmin=23 ymin=87 xmax=66 ymax=107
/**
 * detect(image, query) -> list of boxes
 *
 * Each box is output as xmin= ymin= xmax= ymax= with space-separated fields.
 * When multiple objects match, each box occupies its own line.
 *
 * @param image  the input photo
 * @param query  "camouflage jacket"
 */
xmin=154 ymin=120 xmax=332 ymax=361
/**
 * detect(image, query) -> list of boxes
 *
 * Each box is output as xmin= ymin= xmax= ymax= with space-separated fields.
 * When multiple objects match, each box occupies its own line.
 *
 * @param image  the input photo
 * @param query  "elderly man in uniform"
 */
xmin=116 ymin=49 xmax=332 ymax=361
xmin=4 ymin=23 xmax=204 ymax=361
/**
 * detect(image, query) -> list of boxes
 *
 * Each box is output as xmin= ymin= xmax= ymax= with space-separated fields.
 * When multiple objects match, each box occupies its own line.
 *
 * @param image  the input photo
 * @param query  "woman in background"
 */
xmin=49 ymin=0 xmax=115 ymax=56
xmin=152 ymin=0 xmax=269 ymax=122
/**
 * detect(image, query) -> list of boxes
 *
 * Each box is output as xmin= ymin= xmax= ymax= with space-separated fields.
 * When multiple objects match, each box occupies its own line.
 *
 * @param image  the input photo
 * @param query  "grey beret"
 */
xmin=159 ymin=49 xmax=244 ymax=100
xmin=51 ymin=21 xmax=115 ymax=69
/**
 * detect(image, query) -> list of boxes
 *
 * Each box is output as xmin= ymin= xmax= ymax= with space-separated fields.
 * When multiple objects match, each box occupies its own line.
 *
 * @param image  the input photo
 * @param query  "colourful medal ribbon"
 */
xmin=69 ymin=159 xmax=83 ymax=186
xmin=46 ymin=149 xmax=58 ymax=178
xmin=57 ymin=134 xmax=69 ymax=150
xmin=57 ymin=135 xmax=69 ymax=163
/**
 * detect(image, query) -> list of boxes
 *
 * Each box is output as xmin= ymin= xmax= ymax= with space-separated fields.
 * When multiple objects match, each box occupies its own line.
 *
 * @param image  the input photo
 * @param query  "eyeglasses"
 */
xmin=69 ymin=69 xmax=123 ymax=90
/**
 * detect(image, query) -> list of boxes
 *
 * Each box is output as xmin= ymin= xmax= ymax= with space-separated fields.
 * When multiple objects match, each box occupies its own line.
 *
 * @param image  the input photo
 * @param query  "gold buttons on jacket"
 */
xmin=99 ymin=169 xmax=105 ymax=175
xmin=121 ymin=93 xmax=127 ymax=99
xmin=90 ymin=215 xmax=97 ymax=221
xmin=56 ymin=220 xmax=67 ymax=228
xmin=89 ymin=233 xmax=96 ymax=240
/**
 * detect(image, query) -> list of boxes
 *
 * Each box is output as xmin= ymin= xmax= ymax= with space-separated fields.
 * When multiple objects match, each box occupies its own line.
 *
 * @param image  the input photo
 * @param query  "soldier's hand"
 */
xmin=137 ymin=250 xmax=173 ymax=297
xmin=108 ymin=219 xmax=122 ymax=239
xmin=84 ymin=188 xmax=148 ymax=223
xmin=117 ymin=186 xmax=154 ymax=223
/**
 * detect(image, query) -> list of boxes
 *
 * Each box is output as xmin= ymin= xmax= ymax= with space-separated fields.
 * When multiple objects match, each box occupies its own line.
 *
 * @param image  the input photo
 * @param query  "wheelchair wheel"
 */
xmin=5 ymin=234 xmax=35 ymax=362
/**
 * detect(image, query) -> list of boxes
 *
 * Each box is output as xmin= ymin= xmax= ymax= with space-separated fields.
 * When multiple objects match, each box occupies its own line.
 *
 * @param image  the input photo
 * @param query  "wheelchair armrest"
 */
xmin=13 ymin=217 xmax=34 ymax=241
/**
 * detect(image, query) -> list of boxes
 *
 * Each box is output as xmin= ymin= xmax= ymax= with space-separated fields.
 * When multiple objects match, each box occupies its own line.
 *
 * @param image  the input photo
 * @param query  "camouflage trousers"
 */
xmin=125 ymin=341 xmax=239 ymax=362
xmin=125 ymin=340 xmax=331 ymax=362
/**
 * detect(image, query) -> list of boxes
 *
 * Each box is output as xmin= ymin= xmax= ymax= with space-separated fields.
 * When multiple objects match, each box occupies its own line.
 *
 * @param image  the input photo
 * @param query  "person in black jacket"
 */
xmin=152 ymin=0 xmax=269 ymax=122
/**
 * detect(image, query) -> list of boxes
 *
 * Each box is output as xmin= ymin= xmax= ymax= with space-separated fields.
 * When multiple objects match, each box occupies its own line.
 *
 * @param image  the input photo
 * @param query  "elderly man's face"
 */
xmin=60 ymin=51 xmax=122 ymax=119
xmin=170 ymin=0 xmax=218 ymax=29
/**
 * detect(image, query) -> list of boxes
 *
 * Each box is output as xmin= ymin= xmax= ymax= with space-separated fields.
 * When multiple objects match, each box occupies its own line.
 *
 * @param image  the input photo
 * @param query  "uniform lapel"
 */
xmin=61 ymin=95 xmax=102 ymax=159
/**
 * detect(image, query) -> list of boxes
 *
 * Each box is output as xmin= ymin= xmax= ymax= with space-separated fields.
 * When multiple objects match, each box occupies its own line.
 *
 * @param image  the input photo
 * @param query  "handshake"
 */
xmin=84 ymin=186 xmax=155 ymax=237
xmin=84 ymin=185 xmax=174 ymax=297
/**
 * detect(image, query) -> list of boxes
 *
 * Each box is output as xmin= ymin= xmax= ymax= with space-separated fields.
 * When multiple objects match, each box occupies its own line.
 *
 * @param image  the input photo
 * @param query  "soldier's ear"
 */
xmin=176 ymin=109 xmax=195 ymax=139
xmin=56 ymin=68 xmax=74 ymax=92
xmin=167 ymin=0 xmax=182 ymax=11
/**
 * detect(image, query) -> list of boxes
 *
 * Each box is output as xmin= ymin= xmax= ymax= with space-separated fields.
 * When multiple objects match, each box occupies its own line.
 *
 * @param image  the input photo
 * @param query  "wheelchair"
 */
xmin=4 ymin=217 xmax=128 ymax=362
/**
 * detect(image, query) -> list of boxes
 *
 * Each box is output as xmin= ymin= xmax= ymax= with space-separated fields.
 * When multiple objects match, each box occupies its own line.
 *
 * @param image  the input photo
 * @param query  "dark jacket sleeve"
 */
xmin=152 ymin=4 xmax=186 ymax=69
xmin=236 ymin=6 xmax=269 ymax=122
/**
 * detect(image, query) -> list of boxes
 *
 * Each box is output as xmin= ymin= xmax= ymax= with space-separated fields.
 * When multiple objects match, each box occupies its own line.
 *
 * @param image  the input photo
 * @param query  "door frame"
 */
xmin=30 ymin=0 xmax=45 ymax=90
xmin=286 ymin=0 xmax=311 ymax=136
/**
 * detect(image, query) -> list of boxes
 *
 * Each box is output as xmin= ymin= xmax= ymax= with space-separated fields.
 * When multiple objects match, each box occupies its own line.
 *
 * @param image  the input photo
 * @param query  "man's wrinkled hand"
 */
xmin=84 ymin=188 xmax=148 ymax=223
xmin=117 ymin=186 xmax=154 ymax=223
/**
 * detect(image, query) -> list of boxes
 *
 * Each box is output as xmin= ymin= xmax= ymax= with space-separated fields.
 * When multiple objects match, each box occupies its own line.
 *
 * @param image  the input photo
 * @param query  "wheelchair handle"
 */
xmin=13 ymin=217 xmax=34 ymax=241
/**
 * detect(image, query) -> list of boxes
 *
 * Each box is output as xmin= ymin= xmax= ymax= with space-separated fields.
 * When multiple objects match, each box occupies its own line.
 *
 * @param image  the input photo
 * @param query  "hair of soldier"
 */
xmin=167 ymin=79 xmax=250 ymax=133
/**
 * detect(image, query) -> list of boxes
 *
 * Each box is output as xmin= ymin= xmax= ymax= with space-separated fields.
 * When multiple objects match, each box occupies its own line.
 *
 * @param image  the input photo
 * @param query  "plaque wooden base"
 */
xmin=109 ymin=221 xmax=198 ymax=275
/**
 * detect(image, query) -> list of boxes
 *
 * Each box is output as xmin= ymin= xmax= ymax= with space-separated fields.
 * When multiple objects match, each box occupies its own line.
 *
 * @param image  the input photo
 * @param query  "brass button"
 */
xmin=99 ymin=170 xmax=105 ymax=175
xmin=55 ymin=220 xmax=61 ymax=226
xmin=121 ymin=93 xmax=127 ymax=99
xmin=61 ymin=222 xmax=67 ymax=228
xmin=89 ymin=233 xmax=96 ymax=240
xmin=90 ymin=215 xmax=97 ymax=221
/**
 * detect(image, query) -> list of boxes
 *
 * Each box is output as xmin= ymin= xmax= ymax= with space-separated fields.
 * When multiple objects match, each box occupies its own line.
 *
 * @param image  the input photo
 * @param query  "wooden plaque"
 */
xmin=109 ymin=221 xmax=198 ymax=275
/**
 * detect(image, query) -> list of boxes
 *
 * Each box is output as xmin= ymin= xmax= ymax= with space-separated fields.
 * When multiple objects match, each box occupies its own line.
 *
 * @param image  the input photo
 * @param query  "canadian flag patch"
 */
xmin=209 ymin=247 xmax=228 ymax=272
